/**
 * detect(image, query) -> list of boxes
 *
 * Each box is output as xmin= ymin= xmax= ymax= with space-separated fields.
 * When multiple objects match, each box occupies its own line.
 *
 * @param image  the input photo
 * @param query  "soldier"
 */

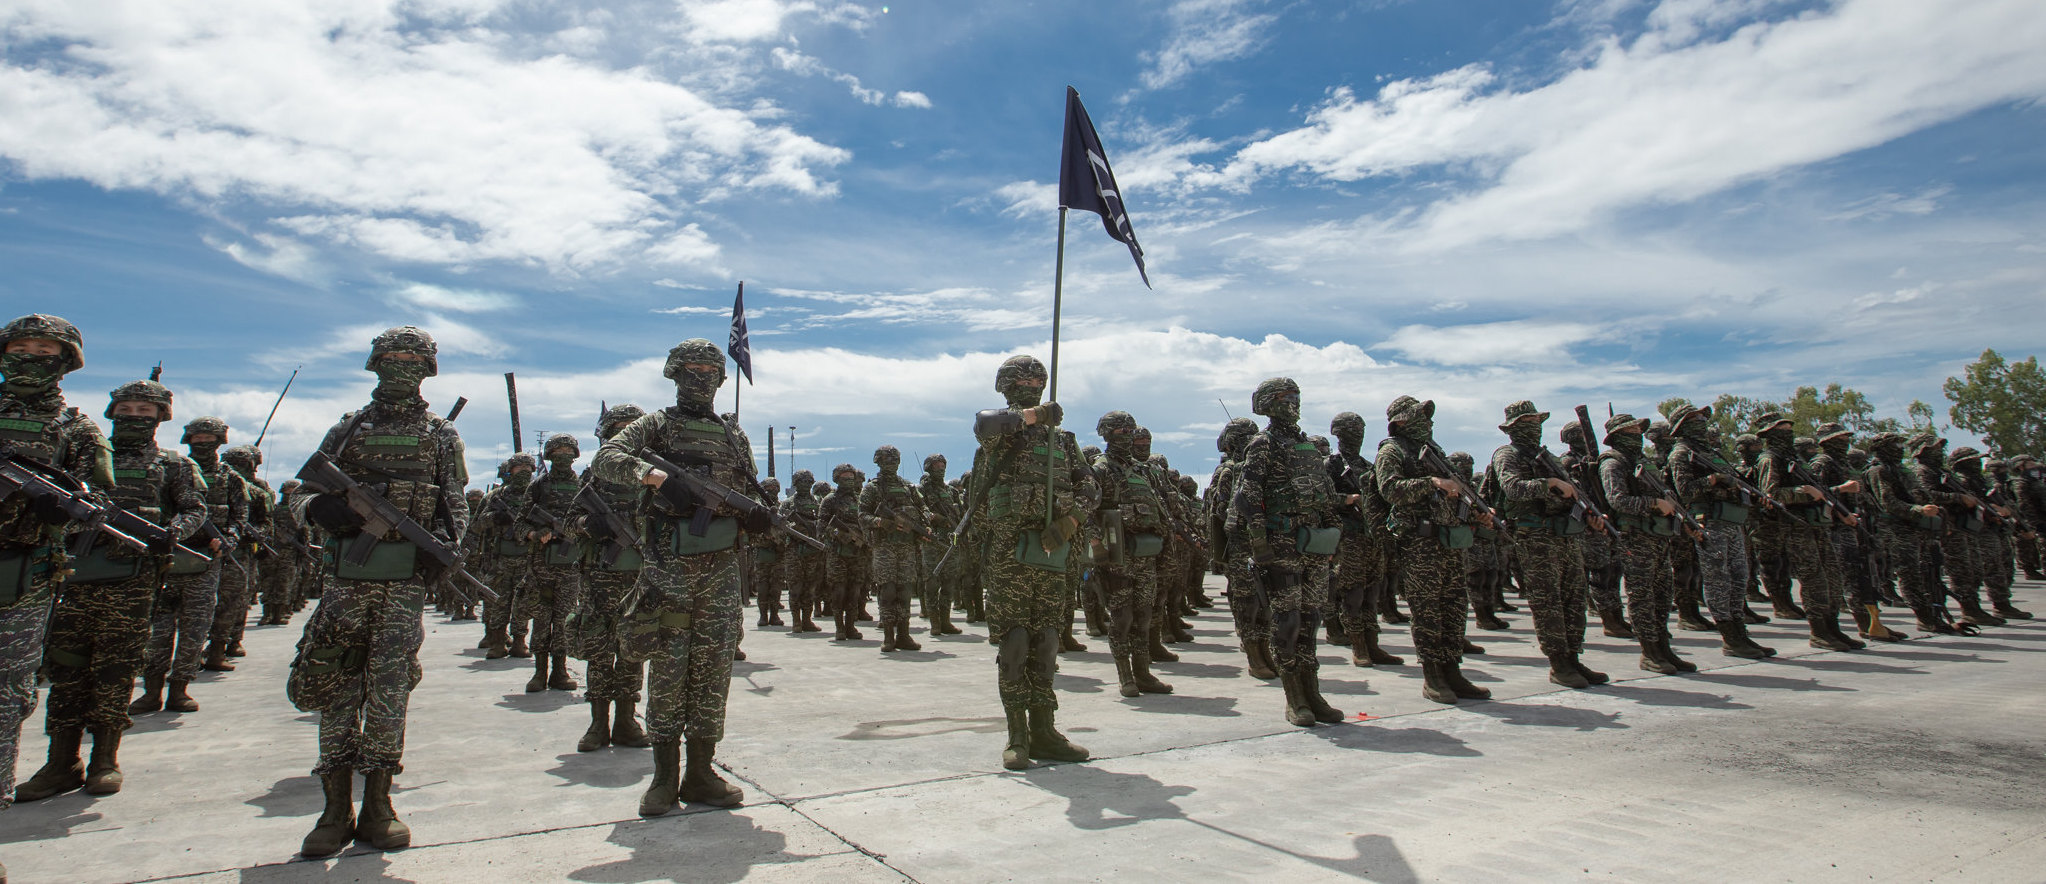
xmin=1327 ymin=412 xmax=1401 ymax=668
xmin=1750 ymin=413 xmax=1861 ymax=651
xmin=1665 ymin=405 xmax=1775 ymax=658
xmin=1140 ymin=438 xmax=1191 ymax=657
xmin=860 ymin=445 xmax=930 ymax=653
xmin=1089 ymin=411 xmax=1174 ymax=698
xmin=1744 ymin=432 xmax=1802 ymax=621
xmin=1562 ymin=420 xmax=1629 ymax=638
xmin=967 ymin=355 xmax=1099 ymax=769
xmin=517 ymin=433 xmax=585 ymax=693
xmin=779 ymin=470 xmax=827 ymax=633
xmin=0 ymin=315 xmax=113 ymax=848
xmin=1448 ymin=451 xmax=1510 ymax=632
xmin=474 ymin=454 xmax=537 ymax=658
xmin=17 ymin=376 xmax=198 ymax=805
xmin=1600 ymin=413 xmax=1699 ymax=673
xmin=571 ymin=404 xmax=652 ymax=753
xmin=920 ymin=455 xmax=965 ymax=636
xmin=2011 ymin=455 xmax=2046 ymax=580
xmin=1952 ymin=447 xmax=2026 ymax=620
xmin=289 ymin=326 xmax=468 ymax=855
xmin=1864 ymin=433 xmax=1958 ymax=633
xmin=753 ymin=476 xmax=786 ymax=628
xmin=821 ymin=464 xmax=868 ymax=641
xmin=1230 ymin=378 xmax=1344 ymax=726
xmin=262 ymin=473 xmax=313 ymax=625
xmin=1814 ymin=423 xmax=1906 ymax=641
xmin=1490 ymin=402 xmax=1609 ymax=687
xmin=219 ymin=444 xmax=270 ymax=652
xmin=1207 ymin=418 xmax=1277 ymax=678
xmin=1909 ymin=434 xmax=2002 ymax=627
xmin=1174 ymin=475 xmax=1212 ymax=611
xmin=1376 ymin=396 xmax=1493 ymax=704
xmin=591 ymin=338 xmax=759 ymax=816
xmin=157 ymin=417 xmax=247 ymax=677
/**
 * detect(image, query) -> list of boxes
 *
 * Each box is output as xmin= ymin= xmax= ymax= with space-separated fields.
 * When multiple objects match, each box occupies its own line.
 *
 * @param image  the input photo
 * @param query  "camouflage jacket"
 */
xmin=306 ymin=399 xmax=468 ymax=545
xmin=0 ymin=388 xmax=113 ymax=549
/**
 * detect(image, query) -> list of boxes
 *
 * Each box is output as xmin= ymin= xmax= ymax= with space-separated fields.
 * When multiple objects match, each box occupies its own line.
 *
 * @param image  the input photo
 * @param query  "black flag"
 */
xmin=729 ymin=281 xmax=753 ymax=384
xmin=1058 ymin=86 xmax=1151 ymax=288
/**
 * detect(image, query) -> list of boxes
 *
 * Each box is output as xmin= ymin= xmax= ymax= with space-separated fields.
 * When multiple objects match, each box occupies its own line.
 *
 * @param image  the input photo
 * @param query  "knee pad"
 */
xmin=996 ymin=627 xmax=1031 ymax=680
xmin=1029 ymin=627 xmax=1061 ymax=673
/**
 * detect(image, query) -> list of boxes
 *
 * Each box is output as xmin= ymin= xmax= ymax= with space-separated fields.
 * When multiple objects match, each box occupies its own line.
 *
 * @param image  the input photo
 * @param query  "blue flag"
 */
xmin=1058 ymin=86 xmax=1150 ymax=288
xmin=729 ymin=282 xmax=753 ymax=384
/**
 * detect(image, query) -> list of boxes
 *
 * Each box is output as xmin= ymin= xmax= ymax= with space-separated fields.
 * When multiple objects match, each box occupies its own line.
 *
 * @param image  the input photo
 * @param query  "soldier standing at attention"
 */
xmin=1376 ymin=396 xmax=1494 ymax=704
xmin=171 ymin=417 xmax=247 ymax=678
xmin=220 ymin=444 xmax=270 ymax=654
xmin=920 ymin=455 xmax=966 ymax=636
xmin=1563 ymin=421 xmax=1629 ymax=639
xmin=1089 ymin=411 xmax=1174 ymax=698
xmin=1489 ymin=401 xmax=1608 ymax=688
xmin=1327 ymin=412 xmax=1402 ymax=668
xmin=18 ymin=375 xmax=187 ymax=804
xmin=1230 ymin=378 xmax=1344 ymax=727
xmin=571 ymin=404 xmax=652 ymax=753
xmin=1207 ymin=418 xmax=1276 ymax=679
xmin=1665 ymin=405 xmax=1776 ymax=658
xmin=1751 ymin=413 xmax=1862 ymax=651
xmin=517 ymin=433 xmax=586 ymax=693
xmin=860 ymin=445 xmax=929 ymax=653
xmin=967 ymin=355 xmax=1099 ymax=770
xmin=289 ymin=327 xmax=467 ymax=856
xmin=822 ymin=464 xmax=868 ymax=642
xmin=479 ymin=454 xmax=537 ymax=659
xmin=779 ymin=470 xmax=827 ymax=633
xmin=1814 ymin=422 xmax=1906 ymax=641
xmin=1602 ymin=413 xmax=1698 ymax=673
xmin=592 ymin=339 xmax=758 ymax=817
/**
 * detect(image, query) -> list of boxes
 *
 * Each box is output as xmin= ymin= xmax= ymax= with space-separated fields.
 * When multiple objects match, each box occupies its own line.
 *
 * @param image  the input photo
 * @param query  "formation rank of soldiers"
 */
xmin=1 ymin=314 xmax=2041 ymax=870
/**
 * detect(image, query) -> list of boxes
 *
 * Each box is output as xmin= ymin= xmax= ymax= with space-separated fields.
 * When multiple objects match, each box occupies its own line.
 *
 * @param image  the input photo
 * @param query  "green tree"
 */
xmin=1943 ymin=349 xmax=2046 ymax=457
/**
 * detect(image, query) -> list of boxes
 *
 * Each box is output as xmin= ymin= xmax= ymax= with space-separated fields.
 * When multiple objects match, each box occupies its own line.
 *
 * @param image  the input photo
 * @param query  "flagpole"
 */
xmin=1046 ymin=206 xmax=1068 ymax=531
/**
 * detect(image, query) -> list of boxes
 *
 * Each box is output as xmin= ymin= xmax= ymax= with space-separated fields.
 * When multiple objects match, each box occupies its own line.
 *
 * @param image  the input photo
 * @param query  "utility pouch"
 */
xmin=497 ymin=538 xmax=529 ymax=557
xmin=670 ymin=516 xmax=739 ymax=556
xmin=1695 ymin=502 xmax=1750 ymax=525
xmin=755 ymin=546 xmax=779 ymax=565
xmin=618 ymin=583 xmax=692 ymax=663
xmin=1294 ymin=526 xmax=1342 ymax=556
xmin=287 ymin=642 xmax=365 ymax=712
xmin=1015 ymin=529 xmax=1072 ymax=573
xmin=1911 ymin=513 xmax=1944 ymax=532
xmin=1418 ymin=521 xmax=1475 ymax=550
xmin=1129 ymin=532 xmax=1166 ymax=558
xmin=166 ymin=546 xmax=212 ymax=576
xmin=543 ymin=540 xmax=587 ymax=567
xmin=333 ymin=541 xmax=420 ymax=582
xmin=0 ymin=546 xmax=52 ymax=607
xmin=1646 ymin=516 xmax=1681 ymax=538
xmin=1549 ymin=516 xmax=1588 ymax=536
xmin=67 ymin=545 xmax=142 ymax=585
xmin=1789 ymin=504 xmax=1831 ymax=528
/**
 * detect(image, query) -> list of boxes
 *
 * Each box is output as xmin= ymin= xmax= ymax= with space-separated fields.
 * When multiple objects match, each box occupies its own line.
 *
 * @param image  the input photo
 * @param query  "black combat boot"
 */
xmin=1419 ymin=661 xmax=1458 ymax=705
xmin=1655 ymin=637 xmax=1698 ymax=672
xmin=1807 ymin=614 xmax=1856 ymax=651
xmin=1277 ymin=670 xmax=1317 ymax=727
xmin=129 ymin=673 xmax=165 ymax=714
xmin=1473 ymin=601 xmax=1509 ymax=631
xmin=548 ymin=653 xmax=578 ymax=690
xmin=639 ymin=738 xmax=681 ymax=816
xmin=1992 ymin=601 xmax=2034 ymax=620
xmin=756 ymin=607 xmax=768 ymax=627
xmin=1766 ymin=583 xmax=1806 ymax=620
xmin=1600 ymin=608 xmax=1635 ymax=638
xmin=1718 ymin=621 xmax=1770 ymax=659
xmin=1027 ymin=707 xmax=1090 ymax=762
xmin=1114 ymin=653 xmax=1140 ymax=698
xmin=1638 ymin=639 xmax=1678 ymax=674
xmin=1570 ymin=654 xmax=1610 ymax=685
xmin=84 ymin=728 xmax=123 ymax=795
xmin=1443 ymin=661 xmax=1493 ymax=699
xmin=1001 ymin=707 xmax=1031 ymax=771
xmin=15 ymin=729 xmax=86 ymax=802
xmin=355 ymin=771 xmax=410 ymax=850
xmin=611 ymin=700 xmax=650 ymax=748
xmin=526 ymin=655 xmax=550 ymax=693
xmin=300 ymin=768 xmax=354 ymax=857
xmin=1460 ymin=637 xmax=1486 ymax=655
xmin=579 ymin=700 xmax=611 ymax=752
xmin=1676 ymin=599 xmax=1714 ymax=632
xmin=1742 ymin=605 xmax=1770 ymax=624
xmin=1547 ymin=653 xmax=1591 ymax=688
xmin=678 ymin=738 xmax=744 ymax=807
xmin=1299 ymin=668 xmax=1343 ymax=723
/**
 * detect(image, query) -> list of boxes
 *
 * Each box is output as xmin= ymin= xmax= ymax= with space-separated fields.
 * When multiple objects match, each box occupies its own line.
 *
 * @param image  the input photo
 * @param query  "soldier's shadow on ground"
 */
xmin=126 ymin=714 xmax=189 ymax=735
xmin=1124 ymin=693 xmax=1241 ymax=717
xmin=1594 ymin=682 xmax=1751 ymax=710
xmin=1691 ymin=672 xmax=1853 ymax=692
xmin=877 ymin=648 xmax=959 ymax=661
xmin=0 ymin=798 xmax=105 ymax=843
xmin=1310 ymin=723 xmax=1483 ymax=757
xmin=1154 ymin=660 xmax=1238 ymax=680
xmin=836 ymin=715 xmax=1006 ymax=741
xmin=494 ymin=690 xmax=583 ymax=713
xmin=547 ymin=750 xmax=649 ymax=789
xmin=457 ymin=655 xmax=524 ymax=672
xmin=1053 ymin=672 xmax=1110 ymax=694
xmin=247 ymin=775 xmax=321 ymax=819
xmin=1463 ymin=701 xmax=1627 ymax=732
xmin=1316 ymin=675 xmax=1382 ymax=696
xmin=1773 ymin=656 xmax=1926 ymax=676
xmin=570 ymin=811 xmax=820 ymax=884
xmin=244 ymin=849 xmax=418 ymax=883
xmin=1862 ymin=647 xmax=1995 ymax=664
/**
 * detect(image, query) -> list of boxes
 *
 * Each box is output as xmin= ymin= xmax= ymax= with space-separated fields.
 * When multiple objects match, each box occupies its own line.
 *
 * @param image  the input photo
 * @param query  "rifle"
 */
xmin=868 ymin=483 xmax=935 ymax=541
xmin=1415 ymin=444 xmax=1495 ymax=524
xmin=1679 ymin=447 xmax=1791 ymax=516
xmin=199 ymin=519 xmax=249 ymax=575
xmin=526 ymin=505 xmax=569 ymax=541
xmin=297 ymin=450 xmax=499 ymax=603
xmin=1576 ymin=405 xmax=1699 ymax=541
xmin=574 ymin=482 xmax=644 ymax=568
xmin=102 ymin=508 xmax=213 ymax=562
xmin=1532 ymin=448 xmax=1619 ymax=539
xmin=640 ymin=450 xmax=827 ymax=551
xmin=253 ymin=367 xmax=299 ymax=449
xmin=1632 ymin=458 xmax=1706 ymax=541
xmin=1786 ymin=459 xmax=1877 ymax=545
xmin=444 ymin=396 xmax=469 ymax=422
xmin=505 ymin=373 xmax=523 ymax=454
xmin=0 ymin=443 xmax=148 ymax=557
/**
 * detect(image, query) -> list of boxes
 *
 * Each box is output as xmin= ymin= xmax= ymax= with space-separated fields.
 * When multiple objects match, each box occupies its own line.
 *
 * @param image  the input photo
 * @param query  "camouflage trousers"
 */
xmin=1511 ymin=530 xmax=1586 ymax=658
xmin=0 ymin=559 xmax=58 ymax=810
xmin=1697 ymin=520 xmax=1750 ymax=623
xmin=1779 ymin=526 xmax=1844 ymax=619
xmin=1752 ymin=523 xmax=1793 ymax=604
xmin=825 ymin=553 xmax=864 ymax=618
xmin=983 ymin=523 xmax=1068 ymax=711
xmin=753 ymin=555 xmax=783 ymax=615
xmin=1395 ymin=534 xmax=1468 ymax=666
xmin=1580 ymin=531 xmax=1623 ymax=614
xmin=1225 ymin=556 xmax=1274 ymax=645
xmin=2018 ymin=532 xmax=2042 ymax=576
xmin=147 ymin=564 xmax=219 ymax=681
xmin=1879 ymin=527 xmax=1940 ymax=613
xmin=784 ymin=552 xmax=824 ymax=617
xmin=1331 ymin=531 xmax=1385 ymax=640
xmin=1099 ymin=557 xmax=1158 ymax=660
xmin=517 ymin=562 xmax=581 ymax=656
xmin=922 ymin=539 xmax=957 ymax=618
xmin=210 ymin=550 xmax=256 ymax=648
xmin=1615 ymin=532 xmax=1675 ymax=643
xmin=261 ymin=551 xmax=305 ymax=610
xmin=298 ymin=577 xmax=426 ymax=775
xmin=1670 ymin=531 xmax=1703 ymax=613
xmin=1940 ymin=530 xmax=1985 ymax=607
xmin=1158 ymin=540 xmax=1191 ymax=625
xmin=573 ymin=568 xmax=644 ymax=704
xmin=485 ymin=557 xmax=532 ymax=639
xmin=1832 ymin=529 xmax=1878 ymax=610
xmin=871 ymin=539 xmax=920 ymax=628
xmin=633 ymin=546 xmax=742 ymax=742
xmin=1981 ymin=530 xmax=2014 ymax=606
xmin=43 ymin=572 xmax=158 ymax=734
xmin=1267 ymin=552 xmax=1332 ymax=672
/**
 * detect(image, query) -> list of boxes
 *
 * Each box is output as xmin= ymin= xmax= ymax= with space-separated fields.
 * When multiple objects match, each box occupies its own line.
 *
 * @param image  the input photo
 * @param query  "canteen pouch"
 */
xmin=67 ymin=545 xmax=141 ymax=585
xmin=1911 ymin=513 xmax=1944 ymax=532
xmin=333 ymin=541 xmax=420 ymax=582
xmin=601 ymin=547 xmax=644 ymax=572
xmin=755 ymin=546 xmax=779 ymax=565
xmin=1129 ymin=532 xmax=1166 ymax=558
xmin=1015 ymin=529 xmax=1072 ymax=573
xmin=543 ymin=540 xmax=587 ymax=567
xmin=1295 ymin=526 xmax=1342 ymax=556
xmin=1695 ymin=502 xmax=1750 ymax=526
xmin=0 ymin=547 xmax=53 ymax=607
xmin=670 ymin=516 xmax=739 ymax=556
xmin=166 ymin=546 xmax=212 ymax=576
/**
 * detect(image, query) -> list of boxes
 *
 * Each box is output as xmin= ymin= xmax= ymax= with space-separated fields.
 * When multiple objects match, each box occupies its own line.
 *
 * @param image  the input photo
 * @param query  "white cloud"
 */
xmin=1376 ymin=320 xmax=1611 ymax=366
xmin=1218 ymin=0 xmax=2046 ymax=249
xmin=208 ymin=232 xmax=324 ymax=283
xmin=388 ymin=282 xmax=519 ymax=314
xmin=770 ymin=46 xmax=930 ymax=109
xmin=892 ymin=91 xmax=932 ymax=109
xmin=1138 ymin=0 xmax=1279 ymax=92
xmin=680 ymin=0 xmax=871 ymax=43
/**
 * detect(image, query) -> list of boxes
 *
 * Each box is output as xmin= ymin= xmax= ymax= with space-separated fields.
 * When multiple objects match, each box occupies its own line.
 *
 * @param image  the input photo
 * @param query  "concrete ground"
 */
xmin=5 ymin=577 xmax=2045 ymax=883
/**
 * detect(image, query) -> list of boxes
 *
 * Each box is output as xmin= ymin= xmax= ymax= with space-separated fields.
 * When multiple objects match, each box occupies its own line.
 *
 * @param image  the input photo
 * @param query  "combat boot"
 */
xmin=354 ymin=771 xmax=411 ymax=850
xmin=1807 ymin=615 xmax=1856 ymax=651
xmin=228 ymin=640 xmax=246 ymax=658
xmin=1991 ymin=601 xmax=2033 ymax=620
xmin=1856 ymin=605 xmax=1909 ymax=643
xmin=1676 ymin=599 xmax=1714 ymax=632
xmin=1638 ymin=640 xmax=1678 ymax=674
xmin=640 ymin=737 xmax=681 ymax=816
xmin=1600 ymin=608 xmax=1635 ymax=639
xmin=84 ymin=728 xmax=123 ymax=795
xmin=526 ymin=655 xmax=550 ymax=692
xmin=1547 ymin=653 xmax=1591 ymax=688
xmin=1059 ymin=623 xmax=1086 ymax=653
xmin=1460 ymin=638 xmax=1486 ymax=655
xmin=1001 ymin=707 xmax=1031 ymax=770
xmin=1824 ymin=616 xmax=1866 ymax=650
xmin=1325 ymin=617 xmax=1349 ymax=645
xmin=678 ymin=738 xmax=744 ymax=807
xmin=483 ymin=628 xmax=509 ymax=659
xmin=1299 ymin=669 xmax=1343 ymax=723
xmin=201 ymin=641 xmax=235 ymax=672
xmin=1655 ymin=637 xmax=1698 ymax=672
xmin=1147 ymin=624 xmax=1178 ymax=662
xmin=1767 ymin=584 xmax=1806 ymax=620
xmin=1473 ymin=602 xmax=1509 ymax=631
xmin=1356 ymin=631 xmax=1403 ymax=666
xmin=1718 ymin=621 xmax=1770 ymax=659
xmin=300 ymin=768 xmax=354 ymax=857
xmin=1114 ymin=654 xmax=1140 ymax=698
xmin=1132 ymin=651 xmax=1172 ymax=695
xmin=1256 ymin=638 xmax=1283 ymax=679
xmin=166 ymin=680 xmax=199 ymax=712
xmin=548 ymin=654 xmax=578 ymax=690
xmin=15 ymin=729 xmax=86 ymax=802
xmin=896 ymin=621 xmax=921 ymax=652
xmin=1742 ymin=605 xmax=1770 ymax=624
xmin=731 ymin=645 xmax=746 ymax=662
xmin=508 ymin=633 xmax=533 ymax=658
xmin=1277 ymin=670 xmax=1317 ymax=726
xmin=1243 ymin=640 xmax=1277 ymax=679
xmin=1570 ymin=654 xmax=1610 ymax=685
xmin=612 ymin=700 xmax=650 ymax=747
xmin=1083 ymin=596 xmax=1106 ymax=637
xmin=767 ymin=606 xmax=786 ymax=627
xmin=1419 ymin=661 xmax=1458 ymax=705
xmin=937 ymin=606 xmax=962 ymax=635
xmin=129 ymin=673 xmax=165 ymax=714
xmin=1915 ymin=606 xmax=1962 ymax=635
xmin=756 ymin=607 xmax=769 ymax=627
xmin=1443 ymin=662 xmax=1493 ymax=699
xmin=1026 ymin=706 xmax=1089 ymax=762
xmin=579 ymin=700 xmax=611 ymax=752
xmin=879 ymin=621 xmax=898 ymax=652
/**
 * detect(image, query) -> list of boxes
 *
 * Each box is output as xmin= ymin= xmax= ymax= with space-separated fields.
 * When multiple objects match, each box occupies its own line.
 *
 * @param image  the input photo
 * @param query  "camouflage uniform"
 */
xmin=1490 ymin=401 xmax=1607 ymax=685
xmin=1375 ymin=396 xmax=1492 ymax=703
xmin=1089 ymin=411 xmax=1173 ymax=697
xmin=1666 ymin=407 xmax=1771 ymax=656
xmin=2012 ymin=456 xmax=2046 ymax=581
xmin=216 ymin=444 xmax=270 ymax=652
xmin=1865 ymin=434 xmax=1954 ymax=632
xmin=1326 ymin=412 xmax=1400 ymax=667
xmin=261 ymin=478 xmax=312 ymax=624
xmin=1449 ymin=451 xmax=1510 ymax=631
xmin=919 ymin=456 xmax=965 ymax=635
xmin=751 ymin=477 xmax=786 ymax=627
xmin=779 ymin=471 xmax=827 ymax=632
xmin=1599 ymin=414 xmax=1695 ymax=673
xmin=289 ymin=326 xmax=468 ymax=856
xmin=469 ymin=455 xmax=536 ymax=657
xmin=1206 ymin=418 xmax=1274 ymax=676
xmin=1952 ymin=449 xmax=2018 ymax=617
xmin=591 ymin=339 xmax=756 ymax=814
xmin=518 ymin=434 xmax=586 ymax=691
xmin=859 ymin=445 xmax=929 ymax=652
xmin=1909 ymin=435 xmax=2001 ymax=626
xmin=570 ymin=404 xmax=650 ymax=752
xmin=151 ymin=417 xmax=247 ymax=681
xmin=1813 ymin=424 xmax=1899 ymax=640
xmin=968 ymin=355 xmax=1100 ymax=769
xmin=1562 ymin=421 xmax=1627 ymax=636
xmin=821 ymin=466 xmax=869 ymax=640
xmin=1143 ymin=443 xmax=1194 ymax=656
xmin=1750 ymin=413 xmax=1858 ymax=650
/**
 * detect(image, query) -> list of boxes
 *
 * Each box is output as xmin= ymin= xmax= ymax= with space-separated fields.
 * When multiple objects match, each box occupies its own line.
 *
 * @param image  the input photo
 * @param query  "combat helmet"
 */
xmin=367 ymin=326 xmax=438 ymax=376
xmin=223 ymin=445 xmax=262 ymax=472
xmin=1097 ymin=410 xmax=1137 ymax=439
xmin=182 ymin=416 xmax=230 ymax=444
xmin=543 ymin=432 xmax=579 ymax=459
xmin=994 ymin=355 xmax=1048 ymax=396
xmin=1 ymin=314 xmax=85 ymax=372
xmin=105 ymin=378 xmax=174 ymax=421
xmin=596 ymin=403 xmax=646 ymax=439
xmin=498 ymin=452 xmax=538 ymax=479
xmin=662 ymin=338 xmax=725 ymax=383
xmin=1251 ymin=378 xmax=1300 ymax=416
xmin=1217 ymin=417 xmax=1257 ymax=452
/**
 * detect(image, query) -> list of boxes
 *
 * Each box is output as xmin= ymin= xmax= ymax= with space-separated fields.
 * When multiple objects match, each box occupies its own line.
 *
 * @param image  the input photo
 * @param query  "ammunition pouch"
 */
xmin=1910 ymin=513 xmax=1944 ymax=532
xmin=288 ymin=642 xmax=367 ymax=712
xmin=1416 ymin=521 xmax=1475 ymax=550
xmin=667 ymin=515 xmax=739 ymax=556
xmin=1015 ymin=529 xmax=1072 ymax=573
xmin=600 ymin=546 xmax=644 ymax=572
xmin=1294 ymin=526 xmax=1341 ymax=556
xmin=618 ymin=583 xmax=693 ymax=663
xmin=1786 ymin=503 xmax=1831 ymax=528
xmin=333 ymin=541 xmax=420 ymax=582
xmin=1515 ymin=516 xmax=1587 ymax=536
xmin=166 ymin=546 xmax=212 ymax=576
xmin=1129 ymin=532 xmax=1166 ymax=558
xmin=542 ymin=540 xmax=587 ymax=567
xmin=1692 ymin=502 xmax=1750 ymax=526
xmin=1955 ymin=511 xmax=1985 ymax=533
xmin=1615 ymin=514 xmax=1680 ymax=537
xmin=755 ymin=546 xmax=779 ymax=565
xmin=0 ymin=546 xmax=54 ymax=607
xmin=497 ymin=538 xmax=529 ymax=557
xmin=66 ymin=543 xmax=143 ymax=585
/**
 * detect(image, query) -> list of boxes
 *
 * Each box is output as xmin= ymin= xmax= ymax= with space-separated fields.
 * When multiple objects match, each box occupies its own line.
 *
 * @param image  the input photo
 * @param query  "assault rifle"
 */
xmin=1415 ymin=444 xmax=1496 ymax=525
xmin=1 ymin=443 xmax=148 ymax=557
xmin=297 ymin=450 xmax=498 ymax=603
xmin=867 ymin=484 xmax=936 ymax=542
xmin=1679 ymin=447 xmax=1792 ymax=516
xmin=1786 ymin=459 xmax=1876 ymax=546
xmin=640 ymin=451 xmax=827 ymax=551
xmin=102 ymin=508 xmax=213 ymax=562
xmin=573 ymin=483 xmax=643 ymax=568
xmin=1532 ymin=448 xmax=1620 ymax=539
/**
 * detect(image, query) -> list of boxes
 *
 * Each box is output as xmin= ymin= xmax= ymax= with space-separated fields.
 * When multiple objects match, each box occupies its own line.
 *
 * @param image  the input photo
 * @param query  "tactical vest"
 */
xmin=196 ymin=460 xmax=239 ymax=526
xmin=1260 ymin=435 xmax=1335 ymax=523
xmin=338 ymin=413 xmax=451 ymax=533
xmin=1098 ymin=456 xmax=1166 ymax=532
xmin=644 ymin=411 xmax=747 ymax=517
xmin=985 ymin=429 xmax=1074 ymax=523
xmin=0 ymin=410 xmax=70 ymax=465
xmin=109 ymin=447 xmax=172 ymax=524
xmin=869 ymin=478 xmax=920 ymax=539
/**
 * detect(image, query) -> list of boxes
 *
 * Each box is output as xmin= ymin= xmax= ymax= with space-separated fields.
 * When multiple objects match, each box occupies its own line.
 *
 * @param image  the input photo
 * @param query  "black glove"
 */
xmin=740 ymin=508 xmax=773 ymax=533
xmin=28 ymin=492 xmax=75 ymax=526
xmin=1035 ymin=401 xmax=1064 ymax=427
xmin=306 ymin=493 xmax=366 ymax=534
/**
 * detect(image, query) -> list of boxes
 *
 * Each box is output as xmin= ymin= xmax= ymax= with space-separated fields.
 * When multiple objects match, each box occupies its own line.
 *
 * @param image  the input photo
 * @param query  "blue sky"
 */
xmin=3 ymin=0 xmax=2043 ymax=489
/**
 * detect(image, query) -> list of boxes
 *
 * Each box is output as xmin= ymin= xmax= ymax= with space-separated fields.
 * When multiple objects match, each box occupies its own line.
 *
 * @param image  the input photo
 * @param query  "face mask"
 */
xmin=1398 ymin=415 xmax=1434 ymax=441
xmin=1005 ymin=382 xmax=1044 ymax=409
xmin=1131 ymin=438 xmax=1153 ymax=460
xmin=1 ymin=352 xmax=67 ymax=396
xmin=1505 ymin=421 xmax=1544 ymax=448
xmin=110 ymin=417 xmax=160 ymax=448
xmin=1759 ymin=426 xmax=1794 ymax=446
xmin=1822 ymin=439 xmax=1850 ymax=458
xmin=504 ymin=471 xmax=532 ymax=491
xmin=549 ymin=455 xmax=575 ymax=471
xmin=1608 ymin=432 xmax=1643 ymax=456
xmin=1678 ymin=419 xmax=1711 ymax=441
xmin=875 ymin=458 xmax=899 ymax=476
xmin=837 ymin=477 xmax=858 ymax=493
xmin=188 ymin=441 xmax=223 ymax=462
xmin=674 ymin=367 xmax=721 ymax=410
xmin=372 ymin=360 xmax=431 ymax=404
xmin=1265 ymin=397 xmax=1300 ymax=425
